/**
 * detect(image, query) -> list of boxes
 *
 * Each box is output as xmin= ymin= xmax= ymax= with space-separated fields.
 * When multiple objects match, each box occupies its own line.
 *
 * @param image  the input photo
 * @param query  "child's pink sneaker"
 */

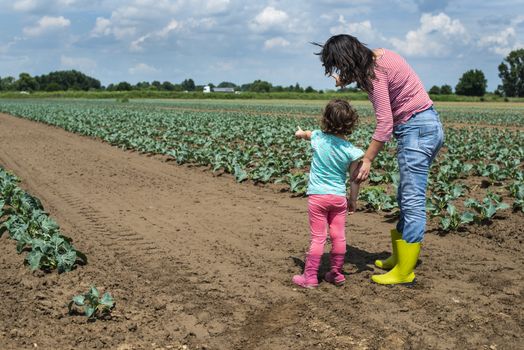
xmin=292 ymin=255 xmax=321 ymax=289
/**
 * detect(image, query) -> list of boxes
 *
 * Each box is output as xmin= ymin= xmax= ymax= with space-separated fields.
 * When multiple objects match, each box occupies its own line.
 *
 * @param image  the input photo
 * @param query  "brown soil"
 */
xmin=0 ymin=113 xmax=522 ymax=350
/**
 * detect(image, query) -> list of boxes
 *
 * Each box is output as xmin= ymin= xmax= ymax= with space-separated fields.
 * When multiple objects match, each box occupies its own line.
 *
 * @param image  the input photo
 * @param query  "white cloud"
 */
xmin=23 ymin=16 xmax=71 ymax=36
xmin=203 ymin=0 xmax=230 ymax=13
xmin=250 ymin=6 xmax=289 ymax=32
xmin=130 ymin=19 xmax=180 ymax=51
xmin=185 ymin=17 xmax=217 ymax=30
xmin=12 ymin=0 xmax=80 ymax=12
xmin=60 ymin=55 xmax=97 ymax=71
xmin=0 ymin=37 xmax=23 ymax=54
xmin=158 ymin=19 xmax=180 ymax=37
xmin=90 ymin=16 xmax=136 ymax=39
xmin=13 ymin=0 xmax=38 ymax=11
xmin=390 ymin=12 xmax=468 ymax=57
xmin=88 ymin=0 xmax=181 ymax=41
xmin=129 ymin=63 xmax=159 ymax=75
xmin=211 ymin=61 xmax=234 ymax=71
xmin=511 ymin=15 xmax=524 ymax=26
xmin=264 ymin=37 xmax=290 ymax=50
xmin=329 ymin=16 xmax=380 ymax=43
xmin=91 ymin=17 xmax=112 ymax=36
xmin=479 ymin=27 xmax=523 ymax=56
xmin=56 ymin=0 xmax=77 ymax=5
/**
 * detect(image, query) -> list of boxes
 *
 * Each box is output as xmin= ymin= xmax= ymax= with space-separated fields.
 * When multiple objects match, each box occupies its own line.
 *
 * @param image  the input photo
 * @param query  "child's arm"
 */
xmin=347 ymin=160 xmax=361 ymax=214
xmin=295 ymin=126 xmax=312 ymax=140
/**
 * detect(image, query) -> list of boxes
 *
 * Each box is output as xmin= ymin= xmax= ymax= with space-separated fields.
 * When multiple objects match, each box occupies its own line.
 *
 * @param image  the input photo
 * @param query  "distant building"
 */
xmin=203 ymin=85 xmax=235 ymax=93
xmin=214 ymin=87 xmax=235 ymax=93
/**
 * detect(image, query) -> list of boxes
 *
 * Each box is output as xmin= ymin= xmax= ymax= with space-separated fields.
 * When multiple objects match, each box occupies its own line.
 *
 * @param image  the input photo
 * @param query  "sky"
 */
xmin=0 ymin=0 xmax=523 ymax=91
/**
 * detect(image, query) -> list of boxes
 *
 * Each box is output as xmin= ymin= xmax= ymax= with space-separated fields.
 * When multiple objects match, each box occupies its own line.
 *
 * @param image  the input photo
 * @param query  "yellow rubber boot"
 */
xmin=371 ymin=240 xmax=420 ymax=285
xmin=374 ymin=229 xmax=402 ymax=270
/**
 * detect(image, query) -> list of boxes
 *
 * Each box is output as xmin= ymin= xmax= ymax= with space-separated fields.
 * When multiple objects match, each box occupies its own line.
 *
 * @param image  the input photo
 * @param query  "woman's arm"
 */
xmin=352 ymin=68 xmax=391 ymax=183
xmin=295 ymin=126 xmax=312 ymax=140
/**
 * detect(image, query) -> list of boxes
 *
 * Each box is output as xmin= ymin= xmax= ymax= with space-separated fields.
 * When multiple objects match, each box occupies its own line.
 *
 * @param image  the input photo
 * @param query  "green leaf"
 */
xmin=440 ymin=217 xmax=451 ymax=231
xmin=496 ymin=202 xmax=510 ymax=210
xmin=460 ymin=212 xmax=475 ymax=224
xmin=233 ymin=164 xmax=248 ymax=183
xmin=26 ymin=250 xmax=44 ymax=271
xmin=40 ymin=216 xmax=59 ymax=234
xmin=56 ymin=250 xmax=77 ymax=273
xmin=446 ymin=204 xmax=457 ymax=216
xmin=464 ymin=198 xmax=478 ymax=207
xmin=484 ymin=202 xmax=497 ymax=219
xmin=73 ymin=295 xmax=85 ymax=306
xmin=85 ymin=306 xmax=96 ymax=318
xmin=89 ymin=286 xmax=100 ymax=299
xmin=100 ymin=292 xmax=114 ymax=308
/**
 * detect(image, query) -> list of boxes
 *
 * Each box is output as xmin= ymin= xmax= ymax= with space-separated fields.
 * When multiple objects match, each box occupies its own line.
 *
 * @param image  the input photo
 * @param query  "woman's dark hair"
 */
xmin=321 ymin=99 xmax=359 ymax=135
xmin=313 ymin=34 xmax=376 ymax=93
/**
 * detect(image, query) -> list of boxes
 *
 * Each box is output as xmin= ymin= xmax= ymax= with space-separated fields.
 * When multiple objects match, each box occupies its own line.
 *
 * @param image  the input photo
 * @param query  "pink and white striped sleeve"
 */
xmin=369 ymin=69 xmax=394 ymax=142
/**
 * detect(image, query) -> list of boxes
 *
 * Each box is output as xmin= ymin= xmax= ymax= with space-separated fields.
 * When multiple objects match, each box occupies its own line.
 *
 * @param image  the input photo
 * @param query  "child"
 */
xmin=293 ymin=99 xmax=364 ymax=288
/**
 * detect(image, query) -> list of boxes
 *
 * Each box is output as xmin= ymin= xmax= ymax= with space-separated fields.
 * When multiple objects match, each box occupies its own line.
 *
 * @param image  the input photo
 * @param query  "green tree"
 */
xmin=46 ymin=82 xmax=62 ymax=91
xmin=498 ymin=49 xmax=524 ymax=97
xmin=429 ymin=85 xmax=441 ymax=94
xmin=35 ymin=70 xmax=101 ymax=91
xmin=162 ymin=81 xmax=176 ymax=91
xmin=455 ymin=69 xmax=487 ymax=96
xmin=181 ymin=78 xmax=195 ymax=91
xmin=305 ymin=86 xmax=316 ymax=93
xmin=217 ymin=81 xmax=237 ymax=89
xmin=440 ymin=84 xmax=453 ymax=94
xmin=248 ymin=80 xmax=272 ymax=92
xmin=151 ymin=81 xmax=162 ymax=90
xmin=0 ymin=76 xmax=16 ymax=91
xmin=15 ymin=73 xmax=39 ymax=91
xmin=135 ymin=81 xmax=151 ymax=90
xmin=115 ymin=81 xmax=132 ymax=91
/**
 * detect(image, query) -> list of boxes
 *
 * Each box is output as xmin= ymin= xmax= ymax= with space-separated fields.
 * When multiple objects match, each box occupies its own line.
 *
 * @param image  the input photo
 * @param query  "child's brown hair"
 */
xmin=320 ymin=99 xmax=359 ymax=135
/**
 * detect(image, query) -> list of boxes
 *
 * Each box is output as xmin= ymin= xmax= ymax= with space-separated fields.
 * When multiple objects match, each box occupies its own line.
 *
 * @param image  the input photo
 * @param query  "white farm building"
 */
xmin=203 ymin=86 xmax=235 ymax=93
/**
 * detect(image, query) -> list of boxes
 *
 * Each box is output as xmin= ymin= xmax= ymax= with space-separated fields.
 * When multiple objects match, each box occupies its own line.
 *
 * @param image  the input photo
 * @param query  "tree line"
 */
xmin=418 ymin=49 xmax=523 ymax=97
xmin=1 ymin=49 xmax=523 ymax=97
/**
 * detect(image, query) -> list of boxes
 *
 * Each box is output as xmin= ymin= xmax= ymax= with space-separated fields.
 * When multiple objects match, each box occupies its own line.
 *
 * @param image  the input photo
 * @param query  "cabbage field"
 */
xmin=0 ymin=99 xmax=522 ymax=235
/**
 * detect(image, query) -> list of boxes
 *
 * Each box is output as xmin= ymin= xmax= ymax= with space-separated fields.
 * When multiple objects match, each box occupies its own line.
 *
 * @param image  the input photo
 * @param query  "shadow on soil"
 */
xmin=291 ymin=243 xmax=424 ymax=276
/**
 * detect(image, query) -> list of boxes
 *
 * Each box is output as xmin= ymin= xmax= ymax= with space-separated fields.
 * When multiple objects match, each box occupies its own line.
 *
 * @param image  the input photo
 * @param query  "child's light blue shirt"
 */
xmin=307 ymin=130 xmax=364 ymax=196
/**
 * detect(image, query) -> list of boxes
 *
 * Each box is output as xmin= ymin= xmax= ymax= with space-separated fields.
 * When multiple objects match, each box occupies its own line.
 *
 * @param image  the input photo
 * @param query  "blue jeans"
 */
xmin=394 ymin=107 xmax=444 ymax=243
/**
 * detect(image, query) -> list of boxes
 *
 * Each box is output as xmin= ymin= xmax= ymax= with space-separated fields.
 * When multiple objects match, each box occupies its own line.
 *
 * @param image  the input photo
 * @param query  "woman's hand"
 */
xmin=331 ymin=74 xmax=345 ymax=88
xmin=352 ymin=158 xmax=371 ymax=183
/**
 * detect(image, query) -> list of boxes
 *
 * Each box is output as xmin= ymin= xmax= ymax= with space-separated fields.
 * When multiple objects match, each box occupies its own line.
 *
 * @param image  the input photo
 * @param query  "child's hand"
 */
xmin=295 ymin=126 xmax=304 ymax=139
xmin=295 ymin=127 xmax=312 ymax=140
xmin=347 ymin=198 xmax=357 ymax=214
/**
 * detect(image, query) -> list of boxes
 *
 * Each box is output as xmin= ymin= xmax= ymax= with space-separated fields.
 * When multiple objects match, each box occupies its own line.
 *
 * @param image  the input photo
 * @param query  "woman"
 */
xmin=315 ymin=34 xmax=444 ymax=285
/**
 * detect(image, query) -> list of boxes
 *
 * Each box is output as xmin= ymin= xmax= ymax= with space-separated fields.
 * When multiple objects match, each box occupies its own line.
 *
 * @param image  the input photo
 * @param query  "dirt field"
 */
xmin=0 ymin=112 xmax=522 ymax=350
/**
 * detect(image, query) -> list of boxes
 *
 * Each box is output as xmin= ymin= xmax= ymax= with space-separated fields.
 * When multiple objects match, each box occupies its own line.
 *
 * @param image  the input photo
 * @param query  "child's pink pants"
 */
xmin=307 ymin=194 xmax=347 ymax=256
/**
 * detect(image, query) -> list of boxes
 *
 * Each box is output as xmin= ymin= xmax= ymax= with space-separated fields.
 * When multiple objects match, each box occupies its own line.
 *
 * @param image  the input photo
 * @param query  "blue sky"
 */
xmin=1 ymin=0 xmax=523 ymax=91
